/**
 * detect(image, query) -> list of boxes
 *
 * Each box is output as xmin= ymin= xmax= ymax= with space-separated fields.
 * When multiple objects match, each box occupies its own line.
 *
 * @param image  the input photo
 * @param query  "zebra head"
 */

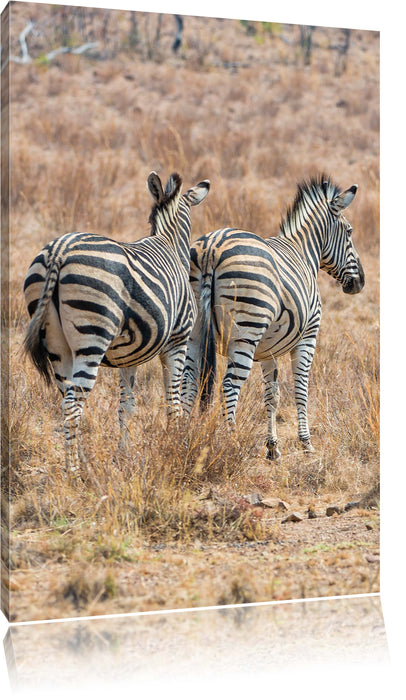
xmin=147 ymin=171 xmax=183 ymax=219
xmin=147 ymin=171 xmax=210 ymax=234
xmin=320 ymin=179 xmax=365 ymax=295
xmin=147 ymin=171 xmax=210 ymax=270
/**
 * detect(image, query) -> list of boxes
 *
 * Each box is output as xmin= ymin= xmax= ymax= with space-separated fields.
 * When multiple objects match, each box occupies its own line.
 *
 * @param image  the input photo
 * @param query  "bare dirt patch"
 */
xmin=8 ymin=488 xmax=379 ymax=621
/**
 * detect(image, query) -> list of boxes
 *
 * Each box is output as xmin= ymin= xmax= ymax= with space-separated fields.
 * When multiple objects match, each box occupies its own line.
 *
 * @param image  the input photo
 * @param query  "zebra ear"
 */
xmin=147 ymin=172 xmax=165 ymax=204
xmin=184 ymin=180 xmax=210 ymax=206
xmin=331 ymin=184 xmax=358 ymax=213
xmin=322 ymin=180 xmax=330 ymax=198
xmin=164 ymin=172 xmax=182 ymax=197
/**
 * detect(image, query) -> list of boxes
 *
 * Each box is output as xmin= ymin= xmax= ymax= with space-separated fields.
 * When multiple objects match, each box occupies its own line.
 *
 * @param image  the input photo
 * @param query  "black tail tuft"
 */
xmin=199 ymin=276 xmax=216 ymax=407
xmin=200 ymin=313 xmax=216 ymax=407
xmin=23 ymin=253 xmax=62 ymax=386
xmin=23 ymin=315 xmax=52 ymax=385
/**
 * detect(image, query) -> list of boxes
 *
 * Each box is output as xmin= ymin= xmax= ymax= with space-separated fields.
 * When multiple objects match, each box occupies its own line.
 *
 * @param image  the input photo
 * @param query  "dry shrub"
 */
xmin=61 ymin=566 xmax=121 ymax=612
xmin=217 ymin=575 xmax=257 ymax=606
xmin=313 ymin=333 xmax=379 ymax=452
xmin=73 ymin=361 xmax=271 ymax=543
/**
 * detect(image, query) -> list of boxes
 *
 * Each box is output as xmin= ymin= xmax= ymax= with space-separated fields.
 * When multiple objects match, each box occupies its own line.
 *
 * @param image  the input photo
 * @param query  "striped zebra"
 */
xmin=23 ymin=172 xmax=210 ymax=470
xmin=181 ymin=174 xmax=364 ymax=458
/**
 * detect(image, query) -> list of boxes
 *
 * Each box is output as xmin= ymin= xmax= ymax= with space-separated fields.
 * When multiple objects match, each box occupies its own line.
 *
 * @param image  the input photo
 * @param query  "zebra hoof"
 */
xmin=300 ymin=439 xmax=315 ymax=453
xmin=65 ymin=465 xmax=83 ymax=481
xmin=266 ymin=444 xmax=281 ymax=460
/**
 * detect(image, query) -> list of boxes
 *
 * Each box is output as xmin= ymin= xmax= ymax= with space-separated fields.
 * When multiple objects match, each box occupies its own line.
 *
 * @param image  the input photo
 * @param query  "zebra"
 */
xmin=181 ymin=174 xmax=364 ymax=459
xmin=23 ymin=171 xmax=210 ymax=470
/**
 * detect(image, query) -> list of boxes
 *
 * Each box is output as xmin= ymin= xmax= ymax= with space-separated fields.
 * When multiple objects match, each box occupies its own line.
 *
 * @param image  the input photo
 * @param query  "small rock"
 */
xmin=326 ymin=506 xmax=342 ymax=517
xmin=344 ymin=501 xmax=360 ymax=511
xmin=307 ymin=508 xmax=317 ymax=519
xmin=365 ymin=523 xmax=374 ymax=531
xmin=282 ymin=512 xmax=303 ymax=523
xmin=199 ymin=487 xmax=213 ymax=501
xmin=243 ymin=492 xmax=262 ymax=506
xmin=359 ymin=482 xmax=380 ymax=509
xmin=366 ymin=554 xmax=380 ymax=563
xmin=262 ymin=497 xmax=290 ymax=510
xmin=206 ymin=501 xmax=219 ymax=514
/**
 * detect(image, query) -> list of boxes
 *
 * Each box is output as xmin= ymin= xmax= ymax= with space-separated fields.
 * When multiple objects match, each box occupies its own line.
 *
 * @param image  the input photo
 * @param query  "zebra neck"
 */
xmin=278 ymin=188 xmax=336 ymax=278
xmin=152 ymin=207 xmax=191 ymax=272
xmin=278 ymin=227 xmax=323 ymax=278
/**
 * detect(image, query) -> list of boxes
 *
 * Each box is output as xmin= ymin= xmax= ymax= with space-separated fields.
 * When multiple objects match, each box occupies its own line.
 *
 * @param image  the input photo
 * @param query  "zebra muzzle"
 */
xmin=343 ymin=261 xmax=365 ymax=295
xmin=343 ymin=275 xmax=365 ymax=295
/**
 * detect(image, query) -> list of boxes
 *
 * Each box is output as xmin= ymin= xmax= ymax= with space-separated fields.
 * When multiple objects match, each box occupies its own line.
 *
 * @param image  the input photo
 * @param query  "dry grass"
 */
xmin=3 ymin=5 xmax=379 ymax=621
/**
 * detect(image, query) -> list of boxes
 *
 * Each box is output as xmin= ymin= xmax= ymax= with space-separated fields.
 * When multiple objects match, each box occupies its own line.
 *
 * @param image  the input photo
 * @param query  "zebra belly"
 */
xmin=102 ymin=324 xmax=172 ymax=367
xmin=254 ymin=308 xmax=306 ymax=360
xmin=102 ymin=288 xmax=194 ymax=368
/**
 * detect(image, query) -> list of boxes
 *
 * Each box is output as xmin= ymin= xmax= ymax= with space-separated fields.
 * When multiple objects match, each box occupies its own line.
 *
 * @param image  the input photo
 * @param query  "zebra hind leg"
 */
xmin=221 ymin=341 xmax=255 ymax=424
xmin=56 ymin=353 xmax=102 ymax=473
xmin=118 ymin=367 xmax=136 ymax=449
xmin=62 ymin=383 xmax=86 ymax=473
xmin=261 ymin=358 xmax=281 ymax=460
xmin=160 ymin=342 xmax=188 ymax=424
xmin=45 ymin=323 xmax=88 ymax=473
xmin=181 ymin=337 xmax=200 ymax=417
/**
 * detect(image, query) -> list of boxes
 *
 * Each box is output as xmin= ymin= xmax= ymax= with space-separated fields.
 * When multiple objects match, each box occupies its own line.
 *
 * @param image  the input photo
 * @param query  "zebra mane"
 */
xmin=148 ymin=172 xmax=183 ymax=235
xmin=279 ymin=174 xmax=341 ymax=237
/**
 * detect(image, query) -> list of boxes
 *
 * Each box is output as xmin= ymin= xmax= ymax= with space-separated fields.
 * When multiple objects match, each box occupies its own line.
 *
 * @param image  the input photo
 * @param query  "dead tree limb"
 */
xmin=1 ymin=19 xmax=99 ymax=72
xmin=18 ymin=19 xmax=34 ymax=62
xmin=172 ymin=15 xmax=183 ymax=53
xmin=300 ymin=25 xmax=316 ymax=65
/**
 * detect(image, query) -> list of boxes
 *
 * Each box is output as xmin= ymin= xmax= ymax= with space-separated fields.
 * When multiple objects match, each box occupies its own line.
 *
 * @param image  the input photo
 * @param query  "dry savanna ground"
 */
xmin=2 ymin=4 xmax=379 ymax=622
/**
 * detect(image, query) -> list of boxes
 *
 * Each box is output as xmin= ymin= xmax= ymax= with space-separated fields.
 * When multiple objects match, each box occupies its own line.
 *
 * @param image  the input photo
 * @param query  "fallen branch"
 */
xmin=1 ymin=19 xmax=99 ymax=72
xmin=43 ymin=42 xmax=100 ymax=61
xmin=1 ymin=19 xmax=35 ymax=69
xmin=18 ymin=19 xmax=35 ymax=63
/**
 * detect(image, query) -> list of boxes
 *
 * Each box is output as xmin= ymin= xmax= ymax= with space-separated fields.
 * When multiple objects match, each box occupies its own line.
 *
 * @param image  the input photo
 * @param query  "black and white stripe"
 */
xmin=24 ymin=172 xmax=210 ymax=469
xmin=181 ymin=174 xmax=364 ymax=458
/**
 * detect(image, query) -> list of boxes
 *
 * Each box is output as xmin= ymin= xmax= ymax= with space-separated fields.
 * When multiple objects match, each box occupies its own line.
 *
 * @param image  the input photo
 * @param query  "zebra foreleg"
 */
xmin=118 ymin=367 xmax=136 ymax=449
xmin=290 ymin=343 xmax=316 ymax=453
xmin=261 ymin=358 xmax=281 ymax=460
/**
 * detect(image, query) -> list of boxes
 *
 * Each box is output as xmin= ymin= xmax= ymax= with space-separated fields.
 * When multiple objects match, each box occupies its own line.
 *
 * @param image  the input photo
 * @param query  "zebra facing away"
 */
xmin=181 ymin=175 xmax=365 ymax=459
xmin=24 ymin=172 xmax=210 ymax=470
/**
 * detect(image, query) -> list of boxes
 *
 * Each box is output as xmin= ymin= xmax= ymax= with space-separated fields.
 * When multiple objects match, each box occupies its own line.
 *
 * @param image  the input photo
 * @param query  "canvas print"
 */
xmin=4 ymin=596 xmax=388 ymax=690
xmin=1 ymin=1 xmax=379 ymax=623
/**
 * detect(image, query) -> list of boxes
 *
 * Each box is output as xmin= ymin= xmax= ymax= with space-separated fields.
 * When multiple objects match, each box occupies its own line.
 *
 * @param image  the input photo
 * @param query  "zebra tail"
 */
xmin=199 ymin=268 xmax=216 ymax=407
xmin=23 ymin=253 xmax=62 ymax=386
